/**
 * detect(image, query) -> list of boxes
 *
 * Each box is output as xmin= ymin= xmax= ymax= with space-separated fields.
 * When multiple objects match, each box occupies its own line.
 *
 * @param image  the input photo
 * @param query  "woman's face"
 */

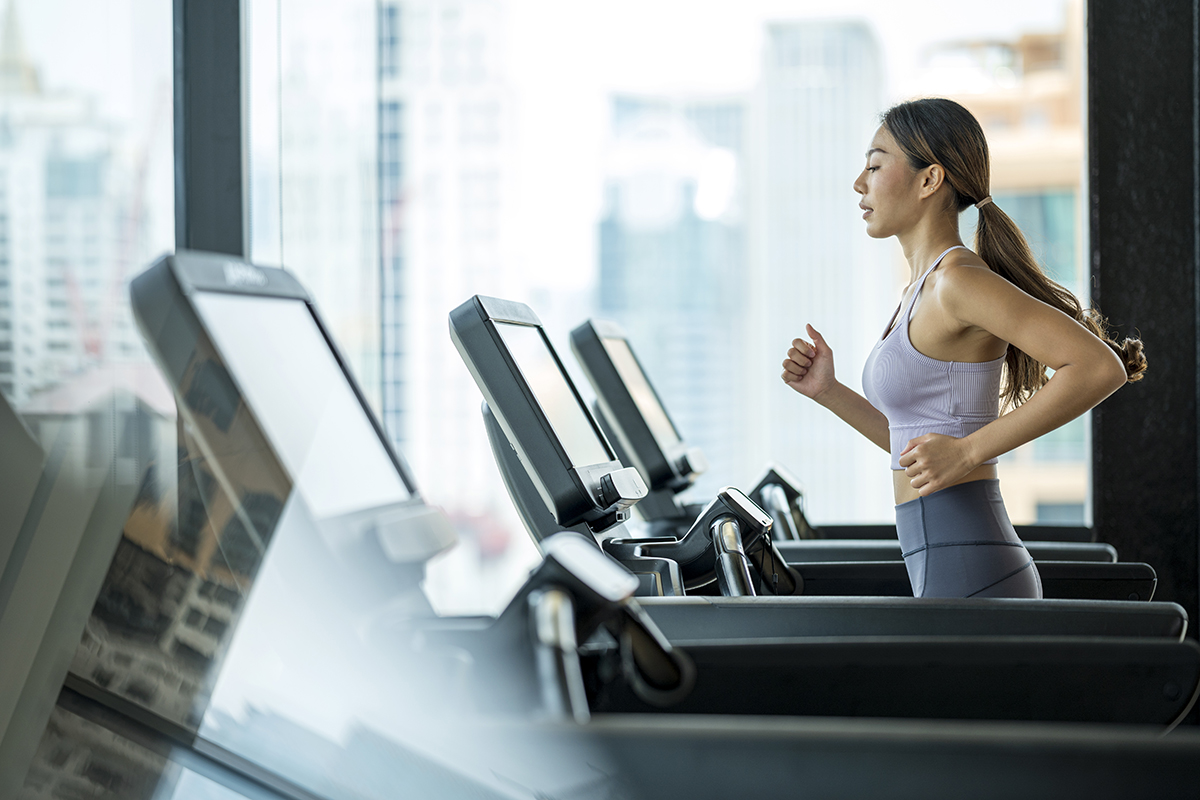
xmin=853 ymin=125 xmax=925 ymax=239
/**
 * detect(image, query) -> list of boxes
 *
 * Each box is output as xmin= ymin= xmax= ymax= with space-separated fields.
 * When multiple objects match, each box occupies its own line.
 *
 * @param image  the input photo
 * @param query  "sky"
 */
xmin=14 ymin=0 xmax=1070 ymax=118
xmin=13 ymin=0 xmax=1072 ymax=290
xmin=502 ymin=0 xmax=1073 ymax=288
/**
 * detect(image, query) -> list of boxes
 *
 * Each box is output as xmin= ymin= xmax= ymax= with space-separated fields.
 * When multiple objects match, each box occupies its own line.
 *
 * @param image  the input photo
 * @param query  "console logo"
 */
xmin=223 ymin=262 xmax=268 ymax=288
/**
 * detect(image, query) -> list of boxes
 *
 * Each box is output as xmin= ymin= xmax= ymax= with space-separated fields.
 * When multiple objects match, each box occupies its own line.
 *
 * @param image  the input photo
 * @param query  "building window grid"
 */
xmin=379 ymin=5 xmax=401 ymax=80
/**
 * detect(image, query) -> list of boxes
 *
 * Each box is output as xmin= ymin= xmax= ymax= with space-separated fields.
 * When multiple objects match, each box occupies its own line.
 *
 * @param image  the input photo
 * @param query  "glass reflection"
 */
xmin=74 ymin=317 xmax=293 ymax=729
xmin=494 ymin=322 xmax=612 ymax=468
xmin=21 ymin=705 xmax=264 ymax=800
xmin=601 ymin=336 xmax=681 ymax=449
xmin=191 ymin=293 xmax=410 ymax=519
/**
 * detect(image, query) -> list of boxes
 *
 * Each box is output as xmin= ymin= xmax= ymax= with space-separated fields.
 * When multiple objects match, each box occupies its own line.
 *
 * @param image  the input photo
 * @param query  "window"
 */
xmin=8 ymin=1 xmax=176 ymax=792
xmin=242 ymin=2 xmax=1092 ymax=632
xmin=16 ymin=3 xmax=1091 ymax=797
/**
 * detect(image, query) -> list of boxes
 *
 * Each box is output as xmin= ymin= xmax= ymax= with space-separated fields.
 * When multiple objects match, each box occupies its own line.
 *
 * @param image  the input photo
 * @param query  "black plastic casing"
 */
xmin=450 ymin=296 xmax=646 ymax=536
xmin=570 ymin=319 xmax=703 ymax=495
xmin=130 ymin=251 xmax=452 ymax=575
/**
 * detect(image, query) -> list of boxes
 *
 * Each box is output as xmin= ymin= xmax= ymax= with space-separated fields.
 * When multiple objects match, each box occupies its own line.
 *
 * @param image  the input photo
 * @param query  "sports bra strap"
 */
xmin=904 ymin=245 xmax=966 ymax=322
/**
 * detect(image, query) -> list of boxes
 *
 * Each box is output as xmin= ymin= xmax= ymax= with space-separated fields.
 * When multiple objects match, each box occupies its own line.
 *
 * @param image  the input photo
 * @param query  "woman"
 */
xmin=781 ymin=98 xmax=1146 ymax=599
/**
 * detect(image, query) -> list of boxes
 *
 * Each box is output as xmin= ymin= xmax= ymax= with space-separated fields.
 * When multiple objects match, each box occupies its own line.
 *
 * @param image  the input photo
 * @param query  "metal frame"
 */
xmin=174 ymin=0 xmax=247 ymax=256
xmin=60 ymin=675 xmax=324 ymax=800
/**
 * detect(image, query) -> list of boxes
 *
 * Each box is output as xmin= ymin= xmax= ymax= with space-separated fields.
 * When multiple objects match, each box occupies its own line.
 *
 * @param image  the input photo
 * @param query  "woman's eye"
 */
xmin=867 ymin=166 xmax=879 ymax=172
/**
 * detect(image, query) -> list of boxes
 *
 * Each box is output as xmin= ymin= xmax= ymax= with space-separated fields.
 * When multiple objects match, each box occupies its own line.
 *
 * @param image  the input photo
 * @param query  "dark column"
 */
xmin=174 ymin=0 xmax=245 ymax=255
xmin=171 ymin=3 xmax=247 ymax=722
xmin=1089 ymin=1 xmax=1200 ymax=637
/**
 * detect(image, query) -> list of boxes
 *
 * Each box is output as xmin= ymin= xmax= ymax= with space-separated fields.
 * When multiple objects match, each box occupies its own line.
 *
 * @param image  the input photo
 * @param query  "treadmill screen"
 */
xmin=192 ymin=292 xmax=410 ymax=519
xmin=601 ymin=337 xmax=681 ymax=449
xmin=494 ymin=322 xmax=612 ymax=467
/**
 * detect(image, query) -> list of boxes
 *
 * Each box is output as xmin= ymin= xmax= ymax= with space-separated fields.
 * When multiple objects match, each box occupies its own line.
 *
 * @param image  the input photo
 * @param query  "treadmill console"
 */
xmin=450 ymin=296 xmax=647 ymax=538
xmin=570 ymin=319 xmax=706 ymax=494
xmin=130 ymin=251 xmax=456 ymax=592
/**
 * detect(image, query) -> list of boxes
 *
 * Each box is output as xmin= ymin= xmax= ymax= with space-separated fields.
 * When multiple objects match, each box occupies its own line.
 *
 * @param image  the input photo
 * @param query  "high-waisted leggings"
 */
xmin=894 ymin=479 xmax=1042 ymax=599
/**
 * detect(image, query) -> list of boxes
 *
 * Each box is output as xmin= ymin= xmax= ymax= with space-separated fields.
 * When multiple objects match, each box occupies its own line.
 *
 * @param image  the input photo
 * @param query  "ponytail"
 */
xmin=975 ymin=202 xmax=1146 ymax=408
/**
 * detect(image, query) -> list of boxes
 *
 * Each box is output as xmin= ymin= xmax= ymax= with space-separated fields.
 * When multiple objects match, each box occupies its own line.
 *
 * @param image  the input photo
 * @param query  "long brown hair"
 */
xmin=881 ymin=98 xmax=1145 ymax=408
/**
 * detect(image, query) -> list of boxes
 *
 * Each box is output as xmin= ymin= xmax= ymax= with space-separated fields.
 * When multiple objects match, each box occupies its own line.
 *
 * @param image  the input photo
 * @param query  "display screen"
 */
xmin=600 ymin=337 xmax=681 ymax=449
xmin=494 ymin=322 xmax=613 ymax=467
xmin=193 ymin=292 xmax=411 ymax=519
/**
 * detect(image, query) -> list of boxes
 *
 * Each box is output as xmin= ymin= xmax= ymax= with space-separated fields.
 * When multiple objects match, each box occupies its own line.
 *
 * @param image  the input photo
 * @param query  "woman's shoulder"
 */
xmin=940 ymin=246 xmax=990 ymax=272
xmin=929 ymin=250 xmax=1014 ymax=313
xmin=930 ymin=249 xmax=994 ymax=287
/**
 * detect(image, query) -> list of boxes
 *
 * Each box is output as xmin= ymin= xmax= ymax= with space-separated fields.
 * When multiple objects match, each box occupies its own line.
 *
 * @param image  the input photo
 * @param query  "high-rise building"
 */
xmin=596 ymin=93 xmax=748 ymax=500
xmin=745 ymin=20 xmax=894 ymax=523
xmin=378 ymin=0 xmax=515 ymax=501
xmin=377 ymin=0 xmax=535 ymax=611
xmin=0 ymin=0 xmax=147 ymax=406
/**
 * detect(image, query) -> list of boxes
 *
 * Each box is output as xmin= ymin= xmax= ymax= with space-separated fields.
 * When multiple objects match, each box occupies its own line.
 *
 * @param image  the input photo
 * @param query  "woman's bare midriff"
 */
xmin=892 ymin=463 xmax=998 ymax=505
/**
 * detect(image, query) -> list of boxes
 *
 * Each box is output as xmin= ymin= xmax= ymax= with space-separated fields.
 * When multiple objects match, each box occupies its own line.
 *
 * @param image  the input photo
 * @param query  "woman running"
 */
xmin=781 ymin=97 xmax=1146 ymax=599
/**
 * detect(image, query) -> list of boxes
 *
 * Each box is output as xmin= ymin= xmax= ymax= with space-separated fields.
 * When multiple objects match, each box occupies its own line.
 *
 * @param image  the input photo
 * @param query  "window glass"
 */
xmin=23 ymin=704 xmax=291 ymax=800
xmin=13 ymin=0 xmax=1090 ymax=797
xmin=392 ymin=0 xmax=1088 ymax=616
xmin=246 ymin=1 xmax=1087 ymax=616
xmin=247 ymin=0 xmax=382 ymax=409
xmin=0 ymin=0 xmax=174 ymax=410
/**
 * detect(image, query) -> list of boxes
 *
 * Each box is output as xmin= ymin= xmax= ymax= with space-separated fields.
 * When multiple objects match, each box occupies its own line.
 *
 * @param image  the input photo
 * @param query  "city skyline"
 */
xmin=0 ymin=0 xmax=1085 ymax=613
xmin=15 ymin=0 xmax=1070 ymax=289
xmin=0 ymin=0 xmax=172 ymax=406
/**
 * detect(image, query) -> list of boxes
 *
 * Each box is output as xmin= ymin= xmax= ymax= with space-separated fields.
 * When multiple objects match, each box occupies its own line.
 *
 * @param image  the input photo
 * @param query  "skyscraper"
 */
xmin=597 ymin=93 xmax=748 ymax=500
xmin=377 ymin=0 xmax=536 ymax=612
xmin=746 ymin=21 xmax=894 ymax=523
xmin=377 ymin=0 xmax=515 ymax=509
xmin=0 ymin=0 xmax=149 ymax=406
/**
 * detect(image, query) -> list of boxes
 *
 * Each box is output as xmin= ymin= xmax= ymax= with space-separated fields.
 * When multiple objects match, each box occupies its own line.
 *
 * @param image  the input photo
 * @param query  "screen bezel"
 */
xmin=569 ymin=318 xmax=694 ymax=493
xmin=449 ymin=295 xmax=627 ymax=530
xmin=141 ymin=252 xmax=422 ymax=503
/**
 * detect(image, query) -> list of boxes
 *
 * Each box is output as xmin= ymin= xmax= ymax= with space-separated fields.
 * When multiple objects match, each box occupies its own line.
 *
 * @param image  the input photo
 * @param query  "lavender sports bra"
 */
xmin=862 ymin=246 xmax=1005 ymax=470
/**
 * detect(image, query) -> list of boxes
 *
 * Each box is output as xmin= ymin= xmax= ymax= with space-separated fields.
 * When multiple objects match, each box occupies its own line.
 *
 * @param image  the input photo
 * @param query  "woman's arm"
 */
xmin=783 ymin=324 xmax=891 ymax=452
xmin=898 ymin=266 xmax=1128 ymax=495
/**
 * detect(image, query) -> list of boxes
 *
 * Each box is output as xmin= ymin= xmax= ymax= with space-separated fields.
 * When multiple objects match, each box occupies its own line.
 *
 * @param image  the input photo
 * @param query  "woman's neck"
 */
xmin=898 ymin=215 xmax=964 ymax=283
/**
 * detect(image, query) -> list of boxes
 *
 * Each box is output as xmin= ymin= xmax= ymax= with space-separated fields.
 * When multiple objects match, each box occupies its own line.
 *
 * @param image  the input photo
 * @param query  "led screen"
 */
xmin=193 ymin=292 xmax=410 ymax=519
xmin=494 ymin=322 xmax=612 ymax=467
xmin=600 ymin=337 xmax=681 ymax=449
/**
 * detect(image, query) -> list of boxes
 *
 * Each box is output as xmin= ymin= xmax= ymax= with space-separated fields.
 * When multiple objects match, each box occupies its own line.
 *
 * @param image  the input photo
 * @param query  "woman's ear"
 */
xmin=919 ymin=164 xmax=946 ymax=199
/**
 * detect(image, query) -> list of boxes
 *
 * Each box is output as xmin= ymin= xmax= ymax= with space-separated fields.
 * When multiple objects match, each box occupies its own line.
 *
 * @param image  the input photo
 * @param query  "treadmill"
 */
xmin=447 ymin=292 xmax=1200 ymax=725
xmin=454 ymin=295 xmax=1156 ymax=603
xmin=124 ymin=254 xmax=1200 ymax=794
xmin=570 ymin=317 xmax=1117 ymax=565
xmin=128 ymin=252 xmax=1200 ymax=738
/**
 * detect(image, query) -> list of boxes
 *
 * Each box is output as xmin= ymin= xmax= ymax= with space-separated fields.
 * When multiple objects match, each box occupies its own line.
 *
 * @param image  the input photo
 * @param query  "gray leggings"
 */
xmin=894 ymin=479 xmax=1042 ymax=599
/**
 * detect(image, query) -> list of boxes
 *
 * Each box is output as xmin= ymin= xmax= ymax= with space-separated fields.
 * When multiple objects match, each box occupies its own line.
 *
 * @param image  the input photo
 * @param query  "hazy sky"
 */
xmin=504 ymin=0 xmax=1072 ymax=287
xmin=15 ymin=0 xmax=1069 ymax=114
xmin=13 ymin=0 xmax=1072 ymax=289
